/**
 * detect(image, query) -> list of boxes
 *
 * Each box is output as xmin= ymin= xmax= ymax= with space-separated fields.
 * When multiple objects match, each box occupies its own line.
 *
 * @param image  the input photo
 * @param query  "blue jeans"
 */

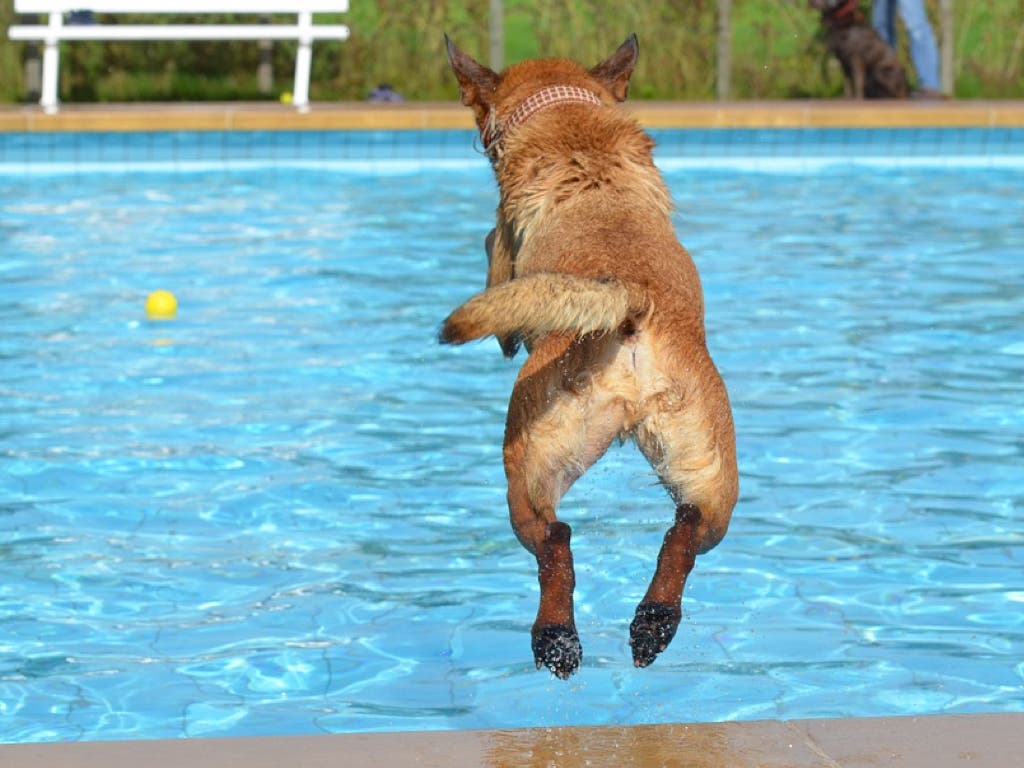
xmin=872 ymin=0 xmax=941 ymax=91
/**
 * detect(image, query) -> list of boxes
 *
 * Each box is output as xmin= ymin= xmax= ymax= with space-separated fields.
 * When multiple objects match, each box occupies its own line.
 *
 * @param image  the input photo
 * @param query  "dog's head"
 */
xmin=445 ymin=35 xmax=639 ymax=158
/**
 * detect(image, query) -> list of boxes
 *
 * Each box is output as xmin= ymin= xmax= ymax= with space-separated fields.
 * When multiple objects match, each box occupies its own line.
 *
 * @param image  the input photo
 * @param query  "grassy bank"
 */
xmin=1 ymin=1 xmax=1021 ymax=104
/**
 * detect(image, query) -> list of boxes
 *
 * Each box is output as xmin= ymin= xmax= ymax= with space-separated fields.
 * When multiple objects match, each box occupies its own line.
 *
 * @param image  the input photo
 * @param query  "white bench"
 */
xmin=8 ymin=1 xmax=350 ymax=113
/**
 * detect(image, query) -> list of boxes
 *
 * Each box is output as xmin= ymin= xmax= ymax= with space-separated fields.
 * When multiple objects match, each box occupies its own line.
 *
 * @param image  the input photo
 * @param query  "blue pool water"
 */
xmin=1 ymin=131 xmax=1023 ymax=742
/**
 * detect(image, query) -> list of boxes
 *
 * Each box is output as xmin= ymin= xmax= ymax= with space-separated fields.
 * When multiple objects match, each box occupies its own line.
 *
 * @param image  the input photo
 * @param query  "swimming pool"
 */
xmin=1 ymin=130 xmax=1022 ymax=742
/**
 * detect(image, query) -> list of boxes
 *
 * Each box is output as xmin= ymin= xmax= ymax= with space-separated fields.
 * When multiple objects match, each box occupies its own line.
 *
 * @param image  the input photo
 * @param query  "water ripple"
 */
xmin=1 ymin=165 xmax=1022 ymax=741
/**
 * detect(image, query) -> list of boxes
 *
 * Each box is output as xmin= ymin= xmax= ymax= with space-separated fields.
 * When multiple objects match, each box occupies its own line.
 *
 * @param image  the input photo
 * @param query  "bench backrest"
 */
xmin=14 ymin=1 xmax=348 ymax=12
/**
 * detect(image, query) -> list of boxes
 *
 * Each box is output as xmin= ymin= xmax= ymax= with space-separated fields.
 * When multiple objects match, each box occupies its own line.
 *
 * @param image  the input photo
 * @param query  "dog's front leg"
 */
xmin=851 ymin=57 xmax=867 ymax=99
xmin=630 ymin=503 xmax=701 ymax=667
xmin=484 ymin=219 xmax=520 ymax=357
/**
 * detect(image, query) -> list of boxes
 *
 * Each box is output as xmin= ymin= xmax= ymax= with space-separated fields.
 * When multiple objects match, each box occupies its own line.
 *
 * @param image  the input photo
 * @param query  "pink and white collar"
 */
xmin=481 ymin=85 xmax=605 ymax=162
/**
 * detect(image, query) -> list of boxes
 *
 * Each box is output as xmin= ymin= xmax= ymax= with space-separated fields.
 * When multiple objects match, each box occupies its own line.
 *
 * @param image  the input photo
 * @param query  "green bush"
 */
xmin=0 ymin=1 xmax=1021 ymax=104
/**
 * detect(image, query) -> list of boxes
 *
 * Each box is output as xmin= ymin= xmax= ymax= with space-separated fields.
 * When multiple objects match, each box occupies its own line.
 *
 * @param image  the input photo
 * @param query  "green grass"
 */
xmin=1 ymin=1 xmax=1021 ymax=104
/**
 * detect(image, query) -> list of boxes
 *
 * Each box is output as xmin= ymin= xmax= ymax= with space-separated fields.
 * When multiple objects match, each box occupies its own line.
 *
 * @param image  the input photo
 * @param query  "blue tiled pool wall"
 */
xmin=652 ymin=126 xmax=1024 ymax=158
xmin=1 ymin=127 xmax=1023 ymax=169
xmin=0 ymin=129 xmax=480 ymax=167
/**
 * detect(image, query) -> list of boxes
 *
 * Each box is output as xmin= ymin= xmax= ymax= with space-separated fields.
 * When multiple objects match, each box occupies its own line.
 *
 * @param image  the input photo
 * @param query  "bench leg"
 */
xmin=41 ymin=13 xmax=62 ymax=113
xmin=292 ymin=11 xmax=312 ymax=112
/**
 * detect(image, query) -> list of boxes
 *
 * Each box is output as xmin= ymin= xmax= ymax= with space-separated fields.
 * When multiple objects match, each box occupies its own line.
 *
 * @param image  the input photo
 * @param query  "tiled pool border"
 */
xmin=1 ymin=101 xmax=1023 ymax=174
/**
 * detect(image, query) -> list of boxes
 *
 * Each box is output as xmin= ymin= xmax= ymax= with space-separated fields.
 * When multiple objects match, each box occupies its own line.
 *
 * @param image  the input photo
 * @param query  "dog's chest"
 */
xmin=828 ymin=26 xmax=892 ymax=65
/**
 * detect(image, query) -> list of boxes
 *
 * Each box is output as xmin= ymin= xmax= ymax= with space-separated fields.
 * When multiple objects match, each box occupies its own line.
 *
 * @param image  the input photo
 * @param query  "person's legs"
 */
xmin=897 ymin=0 xmax=941 ymax=91
xmin=872 ymin=0 xmax=898 ymax=47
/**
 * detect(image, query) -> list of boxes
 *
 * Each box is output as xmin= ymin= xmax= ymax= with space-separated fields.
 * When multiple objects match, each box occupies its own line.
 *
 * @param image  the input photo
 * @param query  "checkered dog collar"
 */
xmin=481 ymin=85 xmax=605 ymax=162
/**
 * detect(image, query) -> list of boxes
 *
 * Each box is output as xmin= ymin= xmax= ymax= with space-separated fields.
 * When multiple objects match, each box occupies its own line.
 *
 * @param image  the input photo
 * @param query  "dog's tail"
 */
xmin=439 ymin=273 xmax=649 ymax=347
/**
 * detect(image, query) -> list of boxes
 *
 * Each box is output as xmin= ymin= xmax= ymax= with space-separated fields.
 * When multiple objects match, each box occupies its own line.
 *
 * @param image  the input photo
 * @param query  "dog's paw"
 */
xmin=531 ymin=623 xmax=582 ymax=680
xmin=629 ymin=602 xmax=681 ymax=668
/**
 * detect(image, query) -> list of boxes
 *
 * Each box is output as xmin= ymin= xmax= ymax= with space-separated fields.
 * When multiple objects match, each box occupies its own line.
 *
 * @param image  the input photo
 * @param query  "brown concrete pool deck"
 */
xmin=2 ymin=713 xmax=1022 ymax=767
xmin=1 ymin=99 xmax=1023 ymax=132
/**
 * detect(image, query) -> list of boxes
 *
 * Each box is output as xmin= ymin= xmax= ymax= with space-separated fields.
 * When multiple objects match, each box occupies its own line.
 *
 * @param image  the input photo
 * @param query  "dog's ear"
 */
xmin=589 ymin=34 xmax=639 ymax=102
xmin=446 ymin=34 xmax=499 ymax=109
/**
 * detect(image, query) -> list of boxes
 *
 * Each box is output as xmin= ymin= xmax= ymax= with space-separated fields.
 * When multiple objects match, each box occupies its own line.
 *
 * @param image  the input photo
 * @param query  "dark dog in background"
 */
xmin=809 ymin=0 xmax=909 ymax=98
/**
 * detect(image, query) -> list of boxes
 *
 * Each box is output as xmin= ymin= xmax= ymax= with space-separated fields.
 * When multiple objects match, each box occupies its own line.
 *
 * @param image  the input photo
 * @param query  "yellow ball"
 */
xmin=145 ymin=290 xmax=178 ymax=320
xmin=279 ymin=91 xmax=293 ymax=104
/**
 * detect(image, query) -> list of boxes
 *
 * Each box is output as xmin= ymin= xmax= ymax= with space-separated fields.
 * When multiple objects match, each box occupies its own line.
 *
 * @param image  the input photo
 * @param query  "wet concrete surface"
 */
xmin=2 ymin=714 xmax=1022 ymax=767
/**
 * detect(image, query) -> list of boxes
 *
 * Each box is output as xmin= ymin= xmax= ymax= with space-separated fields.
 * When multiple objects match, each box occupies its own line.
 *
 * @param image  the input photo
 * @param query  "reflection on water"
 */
xmin=480 ymin=719 xmax=848 ymax=768
xmin=484 ymin=724 xmax=733 ymax=768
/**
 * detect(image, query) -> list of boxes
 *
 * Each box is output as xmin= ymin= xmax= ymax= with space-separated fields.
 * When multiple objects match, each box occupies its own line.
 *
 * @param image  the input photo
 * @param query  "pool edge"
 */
xmin=1 ymin=713 xmax=1022 ymax=767
xmin=1 ymin=100 xmax=1024 ymax=132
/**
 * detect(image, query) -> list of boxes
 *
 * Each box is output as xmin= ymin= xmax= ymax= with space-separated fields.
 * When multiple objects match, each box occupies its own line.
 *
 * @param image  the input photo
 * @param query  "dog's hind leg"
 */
xmin=529 ymin=519 xmax=580 ymax=679
xmin=503 ymin=334 xmax=625 ymax=679
xmin=629 ymin=503 xmax=701 ymax=667
xmin=630 ymin=361 xmax=738 ymax=667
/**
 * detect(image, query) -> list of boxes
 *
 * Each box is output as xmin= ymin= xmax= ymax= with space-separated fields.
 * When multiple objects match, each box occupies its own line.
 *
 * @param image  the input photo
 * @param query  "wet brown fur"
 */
xmin=441 ymin=36 xmax=738 ymax=678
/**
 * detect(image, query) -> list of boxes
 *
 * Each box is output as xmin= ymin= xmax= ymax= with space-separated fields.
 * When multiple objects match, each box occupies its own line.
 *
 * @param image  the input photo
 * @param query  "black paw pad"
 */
xmin=532 ymin=624 xmax=582 ymax=680
xmin=629 ymin=602 xmax=681 ymax=668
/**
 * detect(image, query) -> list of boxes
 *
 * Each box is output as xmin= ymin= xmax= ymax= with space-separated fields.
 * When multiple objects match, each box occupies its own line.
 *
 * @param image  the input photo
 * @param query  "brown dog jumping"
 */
xmin=440 ymin=35 xmax=738 ymax=679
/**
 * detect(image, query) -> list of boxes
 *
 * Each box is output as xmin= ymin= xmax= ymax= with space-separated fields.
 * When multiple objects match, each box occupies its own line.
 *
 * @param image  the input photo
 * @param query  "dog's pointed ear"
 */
xmin=589 ymin=34 xmax=639 ymax=102
xmin=446 ymin=34 xmax=499 ymax=108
